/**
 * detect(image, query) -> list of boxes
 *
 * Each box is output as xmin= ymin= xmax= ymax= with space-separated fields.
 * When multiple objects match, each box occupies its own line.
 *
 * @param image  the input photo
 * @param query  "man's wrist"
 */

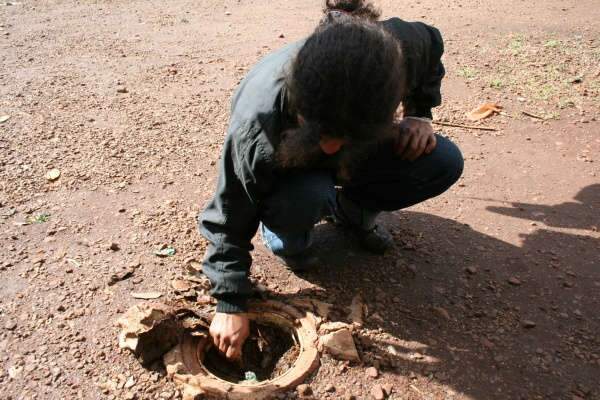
xmin=215 ymin=296 xmax=248 ymax=314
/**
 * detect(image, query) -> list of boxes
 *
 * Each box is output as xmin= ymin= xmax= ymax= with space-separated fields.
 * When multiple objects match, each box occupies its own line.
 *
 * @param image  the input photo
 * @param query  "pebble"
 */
xmin=324 ymin=383 xmax=336 ymax=392
xmin=116 ymin=86 xmax=128 ymax=94
xmin=109 ymin=242 xmax=120 ymax=251
xmin=508 ymin=277 xmax=522 ymax=286
xmin=465 ymin=266 xmax=477 ymax=274
xmin=366 ymin=366 xmax=379 ymax=378
xmin=5 ymin=321 xmax=17 ymax=330
xmin=522 ymin=320 xmax=537 ymax=329
xmin=124 ymin=376 xmax=135 ymax=389
xmin=371 ymin=384 xmax=386 ymax=400
xmin=297 ymin=384 xmax=312 ymax=397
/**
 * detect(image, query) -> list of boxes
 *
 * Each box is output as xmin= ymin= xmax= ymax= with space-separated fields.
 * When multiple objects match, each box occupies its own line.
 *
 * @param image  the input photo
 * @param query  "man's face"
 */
xmin=275 ymin=116 xmax=377 ymax=180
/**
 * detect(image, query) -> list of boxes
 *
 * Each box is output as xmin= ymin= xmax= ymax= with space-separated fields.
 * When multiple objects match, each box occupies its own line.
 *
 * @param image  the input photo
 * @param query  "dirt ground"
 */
xmin=1 ymin=0 xmax=599 ymax=399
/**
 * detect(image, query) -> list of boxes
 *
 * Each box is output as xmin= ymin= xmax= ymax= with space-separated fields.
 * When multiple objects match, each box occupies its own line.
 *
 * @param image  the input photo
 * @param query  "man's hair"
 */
xmin=285 ymin=1 xmax=406 ymax=143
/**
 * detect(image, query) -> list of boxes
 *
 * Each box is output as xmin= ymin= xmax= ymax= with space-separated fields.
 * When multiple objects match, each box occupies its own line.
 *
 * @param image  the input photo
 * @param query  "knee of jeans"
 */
xmin=437 ymin=137 xmax=464 ymax=186
xmin=261 ymin=173 xmax=335 ymax=232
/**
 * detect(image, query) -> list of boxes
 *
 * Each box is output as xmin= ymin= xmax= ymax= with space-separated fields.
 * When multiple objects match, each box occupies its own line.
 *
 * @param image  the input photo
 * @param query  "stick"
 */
xmin=432 ymin=121 xmax=498 ymax=131
xmin=521 ymin=111 xmax=545 ymax=120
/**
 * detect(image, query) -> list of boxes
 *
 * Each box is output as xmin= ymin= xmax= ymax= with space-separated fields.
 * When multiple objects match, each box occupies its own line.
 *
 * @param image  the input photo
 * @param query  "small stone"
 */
xmin=318 ymin=328 xmax=360 ymax=361
xmin=109 ymin=242 xmax=120 ymax=251
xmin=116 ymin=86 xmax=128 ymax=94
xmin=522 ymin=320 xmax=536 ymax=329
xmin=5 ymin=321 xmax=17 ymax=330
xmin=279 ymin=33 xmax=285 ymax=38
xmin=465 ymin=266 xmax=477 ymax=274
xmin=297 ymin=384 xmax=312 ymax=397
xmin=507 ymin=277 xmax=521 ymax=286
xmin=345 ymin=395 xmax=356 ymax=400
xmin=324 ymin=384 xmax=335 ymax=392
xmin=371 ymin=384 xmax=386 ymax=400
xmin=124 ymin=376 xmax=135 ymax=389
xmin=433 ymin=306 xmax=450 ymax=320
xmin=366 ymin=366 xmax=379 ymax=378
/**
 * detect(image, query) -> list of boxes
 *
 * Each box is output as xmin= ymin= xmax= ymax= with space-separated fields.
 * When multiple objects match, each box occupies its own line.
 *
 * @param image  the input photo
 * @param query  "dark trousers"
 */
xmin=259 ymin=134 xmax=464 ymax=255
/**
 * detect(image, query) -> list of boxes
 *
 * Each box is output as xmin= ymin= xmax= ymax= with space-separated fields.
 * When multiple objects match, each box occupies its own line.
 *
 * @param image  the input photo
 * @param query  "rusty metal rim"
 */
xmin=173 ymin=300 xmax=320 ymax=399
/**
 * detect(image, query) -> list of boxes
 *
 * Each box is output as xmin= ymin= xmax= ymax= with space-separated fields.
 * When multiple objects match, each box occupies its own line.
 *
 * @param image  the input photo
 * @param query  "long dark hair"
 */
xmin=286 ymin=0 xmax=406 ymax=144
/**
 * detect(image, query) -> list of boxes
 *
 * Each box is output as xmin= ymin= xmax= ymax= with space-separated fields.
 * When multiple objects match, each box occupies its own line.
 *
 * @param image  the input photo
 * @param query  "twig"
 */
xmin=521 ymin=111 xmax=545 ymax=120
xmin=409 ymin=384 xmax=425 ymax=396
xmin=433 ymin=121 xmax=498 ymax=131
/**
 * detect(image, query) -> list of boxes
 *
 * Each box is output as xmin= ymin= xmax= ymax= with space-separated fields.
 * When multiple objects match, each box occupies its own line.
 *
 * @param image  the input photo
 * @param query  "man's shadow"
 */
xmin=257 ymin=184 xmax=600 ymax=400
xmin=486 ymin=183 xmax=600 ymax=231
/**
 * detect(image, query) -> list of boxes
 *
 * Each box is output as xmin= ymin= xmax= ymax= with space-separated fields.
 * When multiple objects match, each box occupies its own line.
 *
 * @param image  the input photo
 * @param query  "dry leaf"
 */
xmin=131 ymin=291 xmax=163 ymax=299
xmin=45 ymin=168 xmax=61 ymax=181
xmin=466 ymin=103 xmax=503 ymax=121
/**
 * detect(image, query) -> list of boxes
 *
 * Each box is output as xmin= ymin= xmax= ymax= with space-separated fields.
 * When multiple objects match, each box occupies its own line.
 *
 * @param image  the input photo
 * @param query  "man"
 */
xmin=199 ymin=0 xmax=463 ymax=360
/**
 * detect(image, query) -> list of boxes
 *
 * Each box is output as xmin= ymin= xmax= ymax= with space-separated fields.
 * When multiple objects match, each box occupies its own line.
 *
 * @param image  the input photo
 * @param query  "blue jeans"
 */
xmin=260 ymin=134 xmax=464 ymax=256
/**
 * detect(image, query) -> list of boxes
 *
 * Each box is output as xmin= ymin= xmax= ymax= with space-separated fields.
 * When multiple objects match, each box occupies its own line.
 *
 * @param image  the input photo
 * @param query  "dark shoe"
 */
xmin=354 ymin=224 xmax=394 ymax=254
xmin=331 ymin=192 xmax=394 ymax=254
xmin=275 ymin=253 xmax=320 ymax=272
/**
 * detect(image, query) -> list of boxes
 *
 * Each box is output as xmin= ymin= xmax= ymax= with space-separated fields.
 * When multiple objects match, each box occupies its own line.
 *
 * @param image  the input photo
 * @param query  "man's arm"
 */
xmin=402 ymin=23 xmax=445 ymax=119
xmin=199 ymin=124 xmax=273 ymax=313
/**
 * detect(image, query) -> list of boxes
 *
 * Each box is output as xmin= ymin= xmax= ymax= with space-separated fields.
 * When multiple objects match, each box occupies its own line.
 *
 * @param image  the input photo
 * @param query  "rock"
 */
xmin=433 ymin=306 xmax=450 ymax=320
xmin=8 ymin=366 xmax=23 ymax=379
xmin=324 ymin=383 xmax=335 ymax=392
xmin=348 ymin=293 xmax=364 ymax=326
xmin=116 ymin=86 xmax=128 ymax=93
xmin=124 ymin=376 xmax=135 ymax=389
xmin=508 ymin=277 xmax=521 ymax=286
xmin=371 ymin=384 xmax=386 ymax=400
xmin=171 ymin=279 xmax=192 ymax=292
xmin=522 ymin=320 xmax=536 ymax=329
xmin=117 ymin=303 xmax=182 ymax=365
xmin=45 ymin=168 xmax=61 ymax=181
xmin=319 ymin=328 xmax=360 ymax=362
xmin=366 ymin=366 xmax=379 ymax=378
xmin=109 ymin=242 xmax=120 ymax=251
xmin=465 ymin=266 xmax=477 ymax=274
xmin=297 ymin=384 xmax=312 ymax=397
xmin=345 ymin=395 xmax=356 ymax=400
xmin=5 ymin=321 xmax=17 ymax=330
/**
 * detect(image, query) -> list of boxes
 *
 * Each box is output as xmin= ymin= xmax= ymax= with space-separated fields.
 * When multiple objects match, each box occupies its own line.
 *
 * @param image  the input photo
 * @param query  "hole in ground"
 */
xmin=202 ymin=321 xmax=300 ymax=383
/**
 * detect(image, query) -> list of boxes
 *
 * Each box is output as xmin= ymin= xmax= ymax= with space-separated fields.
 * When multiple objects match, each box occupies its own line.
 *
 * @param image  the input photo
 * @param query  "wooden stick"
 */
xmin=432 ymin=120 xmax=498 ymax=131
xmin=521 ymin=111 xmax=545 ymax=120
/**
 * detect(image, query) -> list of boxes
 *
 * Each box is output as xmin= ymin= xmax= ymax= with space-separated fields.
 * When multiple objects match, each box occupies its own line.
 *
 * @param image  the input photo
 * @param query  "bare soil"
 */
xmin=1 ymin=1 xmax=599 ymax=400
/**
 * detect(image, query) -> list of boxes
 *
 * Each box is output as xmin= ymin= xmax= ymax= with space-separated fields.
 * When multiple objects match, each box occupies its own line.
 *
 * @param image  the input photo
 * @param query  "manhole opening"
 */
xmin=202 ymin=321 xmax=300 ymax=383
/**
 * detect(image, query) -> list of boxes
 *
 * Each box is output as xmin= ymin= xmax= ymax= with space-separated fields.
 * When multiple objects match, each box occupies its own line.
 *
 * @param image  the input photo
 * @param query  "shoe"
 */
xmin=275 ymin=252 xmax=320 ymax=272
xmin=260 ymin=223 xmax=319 ymax=271
xmin=331 ymin=192 xmax=394 ymax=254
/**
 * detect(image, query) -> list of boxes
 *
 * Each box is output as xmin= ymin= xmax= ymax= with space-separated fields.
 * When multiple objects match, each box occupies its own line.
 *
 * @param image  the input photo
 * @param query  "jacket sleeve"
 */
xmin=403 ymin=24 xmax=445 ymax=119
xmin=198 ymin=123 xmax=273 ymax=313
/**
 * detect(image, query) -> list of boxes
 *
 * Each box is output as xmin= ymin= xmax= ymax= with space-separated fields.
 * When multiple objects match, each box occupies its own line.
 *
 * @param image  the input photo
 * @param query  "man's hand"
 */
xmin=209 ymin=312 xmax=250 ymax=361
xmin=395 ymin=117 xmax=437 ymax=161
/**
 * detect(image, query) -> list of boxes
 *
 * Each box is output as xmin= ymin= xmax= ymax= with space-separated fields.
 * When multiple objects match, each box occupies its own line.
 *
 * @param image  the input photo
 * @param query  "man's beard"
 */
xmin=275 ymin=125 xmax=377 ymax=182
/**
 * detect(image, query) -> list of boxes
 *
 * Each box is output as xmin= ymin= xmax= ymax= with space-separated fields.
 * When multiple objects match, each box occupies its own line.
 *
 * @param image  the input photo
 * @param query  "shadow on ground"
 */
xmin=263 ymin=184 xmax=599 ymax=399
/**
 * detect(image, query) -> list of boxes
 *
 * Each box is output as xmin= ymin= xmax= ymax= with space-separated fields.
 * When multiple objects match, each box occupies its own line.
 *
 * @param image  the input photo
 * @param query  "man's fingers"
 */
xmin=425 ymin=134 xmax=437 ymax=154
xmin=408 ymin=132 xmax=430 ymax=161
xmin=218 ymin=338 xmax=229 ymax=354
xmin=400 ymin=133 xmax=417 ymax=160
xmin=395 ymin=131 xmax=411 ymax=154
xmin=225 ymin=344 xmax=241 ymax=360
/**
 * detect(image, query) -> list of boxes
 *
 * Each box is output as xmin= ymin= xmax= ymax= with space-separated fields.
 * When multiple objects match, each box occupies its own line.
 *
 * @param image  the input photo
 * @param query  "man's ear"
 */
xmin=319 ymin=136 xmax=345 ymax=155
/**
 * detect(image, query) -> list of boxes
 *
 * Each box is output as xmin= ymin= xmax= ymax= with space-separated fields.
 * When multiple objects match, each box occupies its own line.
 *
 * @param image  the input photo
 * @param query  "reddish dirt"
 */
xmin=1 ymin=1 xmax=599 ymax=399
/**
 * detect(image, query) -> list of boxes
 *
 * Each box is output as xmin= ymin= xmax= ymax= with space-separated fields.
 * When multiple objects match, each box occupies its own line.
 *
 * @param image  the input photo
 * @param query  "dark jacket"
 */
xmin=199 ymin=18 xmax=445 ymax=313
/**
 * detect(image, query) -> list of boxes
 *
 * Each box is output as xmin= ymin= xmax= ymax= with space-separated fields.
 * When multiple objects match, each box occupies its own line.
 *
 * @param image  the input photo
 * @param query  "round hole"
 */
xmin=202 ymin=321 xmax=300 ymax=383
